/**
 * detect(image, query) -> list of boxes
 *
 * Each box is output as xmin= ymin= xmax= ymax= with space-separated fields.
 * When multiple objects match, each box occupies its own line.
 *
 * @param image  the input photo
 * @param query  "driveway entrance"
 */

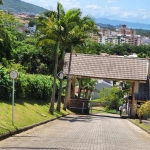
xmin=1 ymin=114 xmax=150 ymax=150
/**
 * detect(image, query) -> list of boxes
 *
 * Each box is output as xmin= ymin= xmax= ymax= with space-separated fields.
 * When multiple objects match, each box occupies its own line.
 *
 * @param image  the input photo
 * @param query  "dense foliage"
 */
xmin=76 ymin=41 xmax=150 ymax=58
xmin=0 ymin=66 xmax=59 ymax=101
xmin=136 ymin=101 xmax=150 ymax=123
xmin=97 ymin=86 xmax=123 ymax=110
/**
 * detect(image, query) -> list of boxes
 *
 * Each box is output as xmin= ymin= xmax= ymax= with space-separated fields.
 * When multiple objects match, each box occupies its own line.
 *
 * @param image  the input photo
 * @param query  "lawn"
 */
xmin=90 ymin=106 xmax=119 ymax=115
xmin=0 ymin=99 xmax=72 ymax=135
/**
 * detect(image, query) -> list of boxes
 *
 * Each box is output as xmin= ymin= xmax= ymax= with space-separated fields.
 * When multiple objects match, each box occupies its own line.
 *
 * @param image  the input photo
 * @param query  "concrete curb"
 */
xmin=128 ymin=119 xmax=150 ymax=135
xmin=0 ymin=114 xmax=67 ymax=141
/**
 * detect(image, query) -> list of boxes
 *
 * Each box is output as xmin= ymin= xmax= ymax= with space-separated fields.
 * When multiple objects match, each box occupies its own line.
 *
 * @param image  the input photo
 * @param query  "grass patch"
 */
xmin=90 ymin=106 xmax=119 ymax=115
xmin=130 ymin=119 xmax=150 ymax=133
xmin=0 ymin=99 xmax=72 ymax=135
xmin=91 ymin=99 xmax=100 ymax=103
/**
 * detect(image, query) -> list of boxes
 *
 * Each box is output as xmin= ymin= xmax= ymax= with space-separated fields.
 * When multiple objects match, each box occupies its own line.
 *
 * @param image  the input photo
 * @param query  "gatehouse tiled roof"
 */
xmin=63 ymin=53 xmax=148 ymax=81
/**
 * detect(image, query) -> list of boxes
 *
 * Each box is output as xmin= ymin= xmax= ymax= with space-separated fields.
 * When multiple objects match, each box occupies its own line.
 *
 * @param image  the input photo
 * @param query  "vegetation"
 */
xmin=90 ymin=106 xmax=119 ymax=114
xmin=36 ymin=2 xmax=98 ymax=114
xmin=80 ymin=78 xmax=98 ymax=99
xmin=96 ymin=86 xmax=124 ymax=110
xmin=136 ymin=29 xmax=150 ymax=37
xmin=0 ymin=99 xmax=71 ymax=135
xmin=136 ymin=101 xmax=150 ymax=123
xmin=0 ymin=1 xmax=150 ymax=118
xmin=0 ymin=66 xmax=59 ymax=101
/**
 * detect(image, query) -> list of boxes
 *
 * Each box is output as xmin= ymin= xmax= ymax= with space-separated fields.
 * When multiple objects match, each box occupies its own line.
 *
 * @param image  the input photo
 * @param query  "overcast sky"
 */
xmin=21 ymin=0 xmax=150 ymax=24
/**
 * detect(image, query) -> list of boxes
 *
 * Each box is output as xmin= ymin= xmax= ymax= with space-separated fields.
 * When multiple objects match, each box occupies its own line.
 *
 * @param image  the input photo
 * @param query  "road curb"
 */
xmin=0 ymin=114 xmax=67 ymax=141
xmin=128 ymin=119 xmax=150 ymax=135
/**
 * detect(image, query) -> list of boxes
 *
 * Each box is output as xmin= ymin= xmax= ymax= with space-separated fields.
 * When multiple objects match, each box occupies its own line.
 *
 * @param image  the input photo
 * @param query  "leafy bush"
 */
xmin=0 ymin=66 xmax=12 ymax=100
xmin=136 ymin=101 xmax=150 ymax=122
xmin=15 ymin=73 xmax=55 ymax=100
xmin=98 ymin=86 xmax=123 ymax=110
xmin=0 ymin=66 xmax=59 ymax=101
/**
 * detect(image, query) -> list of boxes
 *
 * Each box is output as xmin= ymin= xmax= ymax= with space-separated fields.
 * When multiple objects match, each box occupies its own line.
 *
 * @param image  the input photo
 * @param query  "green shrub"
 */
xmin=0 ymin=66 xmax=12 ymax=100
xmin=0 ymin=66 xmax=59 ymax=101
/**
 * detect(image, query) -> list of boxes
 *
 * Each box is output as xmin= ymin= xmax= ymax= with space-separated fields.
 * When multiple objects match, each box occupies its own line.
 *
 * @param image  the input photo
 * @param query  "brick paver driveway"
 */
xmin=1 ymin=113 xmax=150 ymax=150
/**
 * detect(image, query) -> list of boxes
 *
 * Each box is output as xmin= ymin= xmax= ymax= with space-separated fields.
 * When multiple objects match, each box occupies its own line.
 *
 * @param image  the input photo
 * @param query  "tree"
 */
xmin=75 ymin=40 xmax=98 ymax=54
xmin=63 ymin=15 xmax=98 ymax=110
xmin=57 ymin=8 xmax=85 ymax=111
xmin=0 ymin=12 xmax=19 ymax=61
xmin=37 ymin=2 xmax=64 ymax=114
xmin=136 ymin=101 xmax=150 ymax=123
xmin=97 ymin=86 xmax=123 ymax=110
xmin=80 ymin=78 xmax=98 ymax=99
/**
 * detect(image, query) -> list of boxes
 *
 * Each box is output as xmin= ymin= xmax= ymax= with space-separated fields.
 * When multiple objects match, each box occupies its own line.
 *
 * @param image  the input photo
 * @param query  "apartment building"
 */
xmin=91 ymin=24 xmax=142 ymax=46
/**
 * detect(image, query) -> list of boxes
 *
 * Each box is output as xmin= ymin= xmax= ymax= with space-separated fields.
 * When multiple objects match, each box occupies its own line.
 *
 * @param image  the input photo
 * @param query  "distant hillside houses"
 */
xmin=15 ymin=13 xmax=37 ymax=35
xmin=91 ymin=24 xmax=150 ymax=46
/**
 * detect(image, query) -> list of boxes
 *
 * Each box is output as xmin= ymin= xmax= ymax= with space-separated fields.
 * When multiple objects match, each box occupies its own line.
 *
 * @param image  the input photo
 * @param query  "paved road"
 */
xmin=0 ymin=113 xmax=150 ymax=150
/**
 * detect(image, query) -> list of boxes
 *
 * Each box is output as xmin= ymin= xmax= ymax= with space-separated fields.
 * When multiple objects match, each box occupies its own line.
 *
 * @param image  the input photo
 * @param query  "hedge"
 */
xmin=0 ymin=66 xmax=59 ymax=101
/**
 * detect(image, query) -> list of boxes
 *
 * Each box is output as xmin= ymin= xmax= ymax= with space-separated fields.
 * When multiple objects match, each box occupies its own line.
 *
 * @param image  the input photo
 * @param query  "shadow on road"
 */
xmin=0 ymin=147 xmax=58 ymax=149
xmin=92 ymin=114 xmax=127 ymax=119
xmin=58 ymin=113 xmax=126 ymax=123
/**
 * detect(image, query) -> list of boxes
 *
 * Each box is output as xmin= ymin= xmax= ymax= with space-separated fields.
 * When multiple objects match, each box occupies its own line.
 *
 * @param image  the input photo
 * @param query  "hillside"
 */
xmin=0 ymin=0 xmax=47 ymax=14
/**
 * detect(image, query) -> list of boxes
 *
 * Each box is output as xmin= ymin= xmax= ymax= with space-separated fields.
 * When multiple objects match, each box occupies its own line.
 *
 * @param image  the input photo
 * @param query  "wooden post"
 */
xmin=78 ymin=78 xmax=82 ymax=99
xmin=131 ymin=82 xmax=136 ymax=118
xmin=67 ymin=77 xmax=71 ymax=107
xmin=71 ymin=77 xmax=76 ymax=98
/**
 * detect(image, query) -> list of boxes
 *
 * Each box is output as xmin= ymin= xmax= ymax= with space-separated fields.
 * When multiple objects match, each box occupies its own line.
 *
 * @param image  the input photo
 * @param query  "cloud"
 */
xmin=107 ymin=0 xmax=118 ymax=3
xmin=21 ymin=0 xmax=150 ymax=23
xmin=22 ymin=0 xmax=81 ymax=10
xmin=39 ymin=0 xmax=81 ymax=10
xmin=85 ymin=5 xmax=101 ymax=10
xmin=84 ymin=4 xmax=150 ymax=23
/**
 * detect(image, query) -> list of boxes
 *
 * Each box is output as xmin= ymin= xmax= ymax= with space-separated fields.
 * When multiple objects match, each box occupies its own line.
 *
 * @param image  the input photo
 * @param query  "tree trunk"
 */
xmin=49 ymin=41 xmax=60 ymax=114
xmin=139 ymin=115 xmax=142 ymax=124
xmin=56 ymin=78 xmax=62 ymax=112
xmin=57 ymin=50 xmax=65 ymax=112
xmin=63 ymin=45 xmax=73 ymax=110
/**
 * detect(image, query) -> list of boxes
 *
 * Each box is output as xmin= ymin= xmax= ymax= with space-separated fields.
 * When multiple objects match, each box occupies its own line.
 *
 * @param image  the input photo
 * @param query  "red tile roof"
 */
xmin=63 ymin=53 xmax=147 ymax=81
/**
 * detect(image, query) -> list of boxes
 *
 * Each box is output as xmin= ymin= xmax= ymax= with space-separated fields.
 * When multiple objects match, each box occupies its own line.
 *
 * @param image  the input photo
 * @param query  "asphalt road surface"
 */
xmin=0 ymin=113 xmax=150 ymax=150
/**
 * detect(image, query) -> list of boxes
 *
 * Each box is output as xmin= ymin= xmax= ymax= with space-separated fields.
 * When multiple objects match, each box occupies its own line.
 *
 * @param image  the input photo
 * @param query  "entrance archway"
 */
xmin=63 ymin=53 xmax=149 ymax=118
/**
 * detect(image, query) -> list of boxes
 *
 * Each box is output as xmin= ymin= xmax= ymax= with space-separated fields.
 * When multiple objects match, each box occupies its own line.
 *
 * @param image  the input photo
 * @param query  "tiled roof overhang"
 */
xmin=63 ymin=53 xmax=148 ymax=82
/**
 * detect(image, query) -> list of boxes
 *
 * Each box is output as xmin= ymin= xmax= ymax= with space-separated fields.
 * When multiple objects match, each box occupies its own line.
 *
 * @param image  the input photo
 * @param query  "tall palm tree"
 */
xmin=63 ymin=16 xmax=98 ymax=110
xmin=37 ymin=2 xmax=64 ymax=114
xmin=56 ymin=8 xmax=83 ymax=112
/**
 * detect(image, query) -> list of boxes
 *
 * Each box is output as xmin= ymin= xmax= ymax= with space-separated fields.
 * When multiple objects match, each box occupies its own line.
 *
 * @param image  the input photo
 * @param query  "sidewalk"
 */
xmin=128 ymin=118 xmax=150 ymax=134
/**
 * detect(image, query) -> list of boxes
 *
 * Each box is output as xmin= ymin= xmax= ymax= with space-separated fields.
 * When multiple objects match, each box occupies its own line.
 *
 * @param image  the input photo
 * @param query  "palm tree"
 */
xmin=37 ymin=3 xmax=98 ymax=113
xmin=56 ymin=8 xmax=83 ymax=112
xmin=80 ymin=78 xmax=98 ymax=99
xmin=37 ymin=2 xmax=64 ymax=114
xmin=63 ymin=16 xmax=98 ymax=110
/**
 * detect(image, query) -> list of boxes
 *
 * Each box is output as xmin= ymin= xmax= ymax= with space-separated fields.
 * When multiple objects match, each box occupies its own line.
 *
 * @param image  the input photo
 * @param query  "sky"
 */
xmin=21 ymin=0 xmax=150 ymax=24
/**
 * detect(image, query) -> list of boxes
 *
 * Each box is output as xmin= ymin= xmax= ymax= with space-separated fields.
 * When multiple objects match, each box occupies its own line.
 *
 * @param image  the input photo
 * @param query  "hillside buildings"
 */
xmin=91 ymin=24 xmax=144 ymax=46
